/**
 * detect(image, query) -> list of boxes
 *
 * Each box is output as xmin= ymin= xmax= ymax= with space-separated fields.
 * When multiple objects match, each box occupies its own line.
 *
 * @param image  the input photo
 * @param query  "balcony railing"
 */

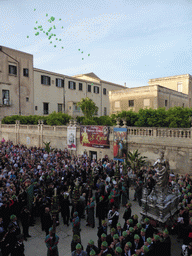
xmin=0 ymin=99 xmax=12 ymax=107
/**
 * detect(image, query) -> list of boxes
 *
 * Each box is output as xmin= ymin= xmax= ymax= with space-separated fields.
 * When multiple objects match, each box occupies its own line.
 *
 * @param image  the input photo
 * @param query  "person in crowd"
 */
xmin=71 ymin=234 xmax=83 ymax=253
xmin=86 ymin=239 xmax=99 ymax=256
xmin=108 ymin=206 xmax=119 ymax=229
xmin=86 ymin=197 xmax=95 ymax=228
xmin=42 ymin=207 xmax=52 ymax=236
xmin=72 ymin=211 xmax=81 ymax=237
xmin=20 ymin=205 xmax=31 ymax=241
xmin=45 ymin=227 xmax=59 ymax=256
xmin=11 ymin=234 xmax=25 ymax=256
xmin=97 ymin=196 xmax=106 ymax=227
xmin=122 ymin=202 xmax=132 ymax=224
xmin=72 ymin=243 xmax=87 ymax=256
xmin=97 ymin=220 xmax=108 ymax=239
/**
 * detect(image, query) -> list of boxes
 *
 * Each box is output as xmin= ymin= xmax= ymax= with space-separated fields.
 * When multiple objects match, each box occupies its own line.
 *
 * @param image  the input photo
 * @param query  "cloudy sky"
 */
xmin=1 ymin=0 xmax=192 ymax=87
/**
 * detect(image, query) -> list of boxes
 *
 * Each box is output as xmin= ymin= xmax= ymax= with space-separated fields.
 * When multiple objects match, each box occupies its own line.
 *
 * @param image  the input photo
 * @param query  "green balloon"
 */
xmin=54 ymin=45 xmax=56 ymax=47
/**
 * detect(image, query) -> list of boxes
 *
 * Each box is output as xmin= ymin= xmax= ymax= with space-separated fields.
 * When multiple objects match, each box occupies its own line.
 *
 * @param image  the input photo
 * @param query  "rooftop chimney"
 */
xmin=124 ymin=82 xmax=126 ymax=87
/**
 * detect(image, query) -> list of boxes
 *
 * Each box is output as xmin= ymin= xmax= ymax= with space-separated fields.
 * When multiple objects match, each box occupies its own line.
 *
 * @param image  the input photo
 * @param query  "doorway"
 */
xmin=90 ymin=151 xmax=97 ymax=161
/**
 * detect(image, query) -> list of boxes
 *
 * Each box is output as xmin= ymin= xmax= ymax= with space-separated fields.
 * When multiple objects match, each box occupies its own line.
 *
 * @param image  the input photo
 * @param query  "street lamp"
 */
xmin=0 ymin=46 xmax=21 ymax=115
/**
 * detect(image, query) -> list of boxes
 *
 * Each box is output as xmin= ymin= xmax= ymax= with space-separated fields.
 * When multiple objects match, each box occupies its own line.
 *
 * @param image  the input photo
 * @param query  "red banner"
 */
xmin=80 ymin=126 xmax=110 ymax=148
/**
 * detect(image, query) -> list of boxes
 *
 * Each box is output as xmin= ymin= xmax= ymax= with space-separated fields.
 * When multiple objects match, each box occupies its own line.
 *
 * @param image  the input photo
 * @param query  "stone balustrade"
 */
xmin=1 ymin=123 xmax=192 ymax=173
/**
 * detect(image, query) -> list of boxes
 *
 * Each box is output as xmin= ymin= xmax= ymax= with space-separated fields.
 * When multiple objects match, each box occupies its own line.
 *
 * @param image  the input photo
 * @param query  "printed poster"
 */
xmin=113 ymin=127 xmax=127 ymax=161
xmin=80 ymin=126 xmax=109 ymax=148
xmin=67 ymin=127 xmax=76 ymax=150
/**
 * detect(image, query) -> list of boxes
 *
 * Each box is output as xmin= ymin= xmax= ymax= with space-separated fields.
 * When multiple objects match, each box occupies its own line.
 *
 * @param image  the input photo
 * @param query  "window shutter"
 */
xmin=74 ymin=82 xmax=76 ymax=90
xmin=68 ymin=81 xmax=70 ymax=89
xmin=98 ymin=87 xmax=99 ymax=94
xmin=41 ymin=76 xmax=44 ymax=84
xmin=48 ymin=77 xmax=51 ymax=85
xmin=56 ymin=78 xmax=58 ymax=87
xmin=62 ymin=80 xmax=64 ymax=88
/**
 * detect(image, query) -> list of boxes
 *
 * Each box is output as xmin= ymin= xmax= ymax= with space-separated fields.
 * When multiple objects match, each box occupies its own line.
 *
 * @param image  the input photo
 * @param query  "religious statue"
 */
xmin=153 ymin=151 xmax=169 ymax=189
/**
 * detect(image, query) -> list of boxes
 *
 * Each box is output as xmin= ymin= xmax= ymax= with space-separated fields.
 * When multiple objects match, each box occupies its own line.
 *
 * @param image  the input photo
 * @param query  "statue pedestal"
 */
xmin=140 ymin=186 xmax=181 ymax=223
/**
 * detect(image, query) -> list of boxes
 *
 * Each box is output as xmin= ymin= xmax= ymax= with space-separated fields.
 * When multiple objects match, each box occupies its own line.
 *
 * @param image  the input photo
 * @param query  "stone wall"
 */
xmin=1 ymin=122 xmax=192 ymax=174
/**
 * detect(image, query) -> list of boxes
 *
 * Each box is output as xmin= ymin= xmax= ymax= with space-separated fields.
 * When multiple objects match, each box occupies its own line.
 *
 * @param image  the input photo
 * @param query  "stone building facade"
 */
xmin=109 ymin=84 xmax=189 ymax=114
xmin=0 ymin=46 xmax=34 ymax=118
xmin=0 ymin=45 xmax=125 ymax=120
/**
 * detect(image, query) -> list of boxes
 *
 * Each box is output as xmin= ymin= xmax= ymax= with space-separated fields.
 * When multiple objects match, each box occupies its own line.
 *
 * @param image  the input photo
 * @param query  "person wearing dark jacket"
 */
xmin=97 ymin=220 xmax=107 ymax=239
xmin=42 ymin=207 xmax=53 ymax=236
xmin=143 ymin=218 xmax=154 ymax=239
xmin=86 ymin=239 xmax=99 ymax=256
xmin=60 ymin=193 xmax=70 ymax=226
xmin=123 ymin=203 xmax=132 ymax=223
xmin=11 ymin=234 xmax=25 ymax=256
xmin=97 ymin=196 xmax=106 ymax=227
xmin=20 ymin=206 xmax=31 ymax=241
xmin=161 ymin=229 xmax=171 ymax=256
xmin=71 ymin=235 xmax=83 ymax=252
xmin=106 ymin=228 xmax=116 ymax=246
xmin=132 ymin=234 xmax=144 ymax=252
xmin=123 ymin=242 xmax=134 ymax=256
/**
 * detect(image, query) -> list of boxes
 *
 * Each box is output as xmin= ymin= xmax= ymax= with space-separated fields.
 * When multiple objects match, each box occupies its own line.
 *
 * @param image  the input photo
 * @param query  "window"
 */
xmin=79 ymin=83 xmax=83 ymax=91
xmin=56 ymin=78 xmax=64 ymax=88
xmin=9 ymin=65 xmax=17 ymax=75
xmin=115 ymin=101 xmax=120 ymax=108
xmin=43 ymin=103 xmax=49 ymax=115
xmin=2 ymin=90 xmax=10 ymax=105
xmin=58 ymin=104 xmax=62 ymax=112
xmin=68 ymin=81 xmax=76 ymax=90
xmin=177 ymin=82 xmax=183 ymax=92
xmin=129 ymin=100 xmax=134 ymax=107
xmin=41 ymin=75 xmax=51 ymax=85
xmin=104 ymin=107 xmax=107 ymax=116
xmin=95 ymin=109 xmax=98 ymax=115
xmin=94 ymin=86 xmax=99 ymax=94
xmin=35 ymin=106 xmax=38 ymax=111
xmin=23 ymin=68 xmax=29 ymax=77
xmin=88 ymin=84 xmax=91 ymax=92
xmin=144 ymin=99 xmax=150 ymax=107
xmin=165 ymin=100 xmax=168 ymax=107
xmin=103 ymin=88 xmax=107 ymax=95
xmin=73 ymin=103 xmax=80 ymax=112
xmin=183 ymin=103 xmax=185 ymax=107
xmin=26 ymin=97 xmax=29 ymax=102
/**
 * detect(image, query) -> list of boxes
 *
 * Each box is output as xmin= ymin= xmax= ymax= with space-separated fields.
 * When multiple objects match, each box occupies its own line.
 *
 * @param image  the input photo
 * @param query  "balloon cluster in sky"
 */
xmin=26 ymin=9 xmax=90 ymax=60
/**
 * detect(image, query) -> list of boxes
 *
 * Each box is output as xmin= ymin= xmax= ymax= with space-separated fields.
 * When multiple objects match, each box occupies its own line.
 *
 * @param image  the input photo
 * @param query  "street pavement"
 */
xmin=23 ymin=188 xmax=182 ymax=256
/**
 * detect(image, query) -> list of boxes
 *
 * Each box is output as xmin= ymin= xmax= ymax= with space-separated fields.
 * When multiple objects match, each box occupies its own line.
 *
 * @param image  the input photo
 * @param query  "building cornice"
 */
xmin=148 ymin=74 xmax=192 ymax=83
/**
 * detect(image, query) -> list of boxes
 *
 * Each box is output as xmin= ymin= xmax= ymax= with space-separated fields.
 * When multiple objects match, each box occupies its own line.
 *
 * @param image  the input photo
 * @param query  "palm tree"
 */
xmin=126 ymin=149 xmax=147 ymax=172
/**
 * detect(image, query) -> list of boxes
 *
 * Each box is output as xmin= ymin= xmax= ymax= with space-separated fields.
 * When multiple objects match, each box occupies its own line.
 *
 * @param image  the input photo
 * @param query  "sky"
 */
xmin=1 ymin=0 xmax=192 ymax=87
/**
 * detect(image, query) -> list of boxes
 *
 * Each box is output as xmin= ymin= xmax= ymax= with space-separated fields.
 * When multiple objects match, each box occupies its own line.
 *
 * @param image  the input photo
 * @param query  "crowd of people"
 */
xmin=0 ymin=139 xmax=191 ymax=255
